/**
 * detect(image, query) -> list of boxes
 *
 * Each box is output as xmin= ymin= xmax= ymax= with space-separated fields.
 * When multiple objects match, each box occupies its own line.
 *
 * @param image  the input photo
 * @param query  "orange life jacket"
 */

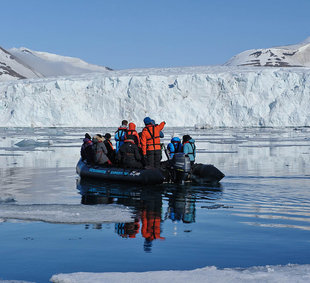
xmin=125 ymin=122 xmax=140 ymax=146
xmin=141 ymin=121 xmax=165 ymax=155
xmin=141 ymin=210 xmax=165 ymax=241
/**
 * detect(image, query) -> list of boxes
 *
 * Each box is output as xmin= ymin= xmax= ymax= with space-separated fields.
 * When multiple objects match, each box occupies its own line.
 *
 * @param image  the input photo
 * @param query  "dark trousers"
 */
xmin=146 ymin=150 xmax=162 ymax=168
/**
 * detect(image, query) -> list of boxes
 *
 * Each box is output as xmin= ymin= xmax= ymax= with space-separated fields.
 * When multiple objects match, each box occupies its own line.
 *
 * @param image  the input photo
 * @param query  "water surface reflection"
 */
xmin=77 ymin=179 xmax=223 ymax=252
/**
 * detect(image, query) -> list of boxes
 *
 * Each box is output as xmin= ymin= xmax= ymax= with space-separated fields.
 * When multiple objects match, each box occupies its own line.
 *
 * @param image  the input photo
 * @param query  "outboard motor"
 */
xmin=171 ymin=153 xmax=191 ymax=183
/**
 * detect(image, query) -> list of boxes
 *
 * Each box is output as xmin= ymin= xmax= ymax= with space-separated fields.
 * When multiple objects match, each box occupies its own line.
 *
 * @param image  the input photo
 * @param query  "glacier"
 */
xmin=0 ymin=66 xmax=309 ymax=127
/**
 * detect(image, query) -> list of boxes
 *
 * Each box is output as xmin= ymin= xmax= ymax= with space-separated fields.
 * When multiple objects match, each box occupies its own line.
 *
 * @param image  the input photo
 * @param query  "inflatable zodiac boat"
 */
xmin=76 ymin=153 xmax=225 ymax=185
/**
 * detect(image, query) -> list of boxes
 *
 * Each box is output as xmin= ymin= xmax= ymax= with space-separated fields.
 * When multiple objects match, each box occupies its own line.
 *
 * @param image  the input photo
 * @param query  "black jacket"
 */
xmin=116 ymin=140 xmax=142 ymax=168
xmin=81 ymin=138 xmax=95 ymax=164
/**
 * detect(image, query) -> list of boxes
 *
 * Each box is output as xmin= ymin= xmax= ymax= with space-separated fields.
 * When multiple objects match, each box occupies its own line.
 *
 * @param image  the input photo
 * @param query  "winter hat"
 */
xmin=85 ymin=133 xmax=91 ymax=140
xmin=104 ymin=133 xmax=111 ymax=139
xmin=122 ymin=120 xmax=128 ymax=126
xmin=182 ymin=135 xmax=191 ymax=143
xmin=93 ymin=134 xmax=103 ymax=142
xmin=128 ymin=122 xmax=136 ymax=130
xmin=143 ymin=117 xmax=152 ymax=125
xmin=171 ymin=137 xmax=181 ymax=143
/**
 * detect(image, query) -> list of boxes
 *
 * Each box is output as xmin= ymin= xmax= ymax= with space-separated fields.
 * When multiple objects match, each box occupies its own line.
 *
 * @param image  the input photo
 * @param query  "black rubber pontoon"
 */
xmin=76 ymin=159 xmax=165 ymax=185
xmin=76 ymin=155 xmax=225 ymax=185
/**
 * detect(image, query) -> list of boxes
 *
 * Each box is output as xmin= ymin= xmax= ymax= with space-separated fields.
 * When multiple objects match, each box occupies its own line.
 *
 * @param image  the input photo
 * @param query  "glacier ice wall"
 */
xmin=0 ymin=66 xmax=309 ymax=127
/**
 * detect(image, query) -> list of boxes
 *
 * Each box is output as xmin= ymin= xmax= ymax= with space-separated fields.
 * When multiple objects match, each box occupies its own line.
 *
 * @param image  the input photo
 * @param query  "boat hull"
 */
xmin=76 ymin=159 xmax=165 ymax=185
xmin=76 ymin=159 xmax=225 ymax=185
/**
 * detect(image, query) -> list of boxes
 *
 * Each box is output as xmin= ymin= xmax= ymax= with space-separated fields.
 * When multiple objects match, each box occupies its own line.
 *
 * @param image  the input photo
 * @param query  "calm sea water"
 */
xmin=0 ymin=127 xmax=309 ymax=283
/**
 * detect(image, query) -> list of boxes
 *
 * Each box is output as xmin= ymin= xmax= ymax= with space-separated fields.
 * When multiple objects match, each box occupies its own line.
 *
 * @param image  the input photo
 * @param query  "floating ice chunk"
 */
xmin=14 ymin=139 xmax=52 ymax=147
xmin=0 ymin=204 xmax=133 ymax=224
xmin=50 ymin=264 xmax=310 ymax=283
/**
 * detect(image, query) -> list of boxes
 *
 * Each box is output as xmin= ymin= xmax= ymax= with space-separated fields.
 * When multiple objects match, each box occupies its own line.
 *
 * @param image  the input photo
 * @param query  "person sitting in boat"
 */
xmin=141 ymin=117 xmax=165 ymax=168
xmin=125 ymin=122 xmax=140 ymax=147
xmin=81 ymin=133 xmax=96 ymax=164
xmin=182 ymin=135 xmax=196 ymax=166
xmin=115 ymin=120 xmax=128 ymax=153
xmin=103 ymin=133 xmax=116 ymax=163
xmin=116 ymin=137 xmax=143 ymax=169
xmin=167 ymin=137 xmax=183 ymax=159
xmin=92 ymin=134 xmax=111 ymax=166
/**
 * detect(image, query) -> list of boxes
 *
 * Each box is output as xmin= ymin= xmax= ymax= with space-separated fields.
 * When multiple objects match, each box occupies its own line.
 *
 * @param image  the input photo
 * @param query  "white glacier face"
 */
xmin=0 ymin=66 xmax=309 ymax=127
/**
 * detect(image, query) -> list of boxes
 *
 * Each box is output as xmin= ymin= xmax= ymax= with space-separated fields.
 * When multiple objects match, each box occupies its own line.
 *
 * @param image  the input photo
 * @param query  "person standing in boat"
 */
xmin=182 ymin=135 xmax=196 ymax=167
xmin=115 ymin=120 xmax=128 ymax=153
xmin=167 ymin=137 xmax=183 ymax=159
xmin=116 ymin=137 xmax=143 ymax=169
xmin=80 ymin=133 xmax=96 ymax=165
xmin=92 ymin=134 xmax=111 ymax=165
xmin=141 ymin=117 xmax=165 ymax=168
xmin=151 ymin=119 xmax=164 ymax=138
xmin=103 ymin=133 xmax=116 ymax=163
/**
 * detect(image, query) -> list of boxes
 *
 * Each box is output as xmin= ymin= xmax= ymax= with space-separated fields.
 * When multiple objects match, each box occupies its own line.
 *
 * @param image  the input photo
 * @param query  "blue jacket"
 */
xmin=115 ymin=126 xmax=127 ymax=152
xmin=183 ymin=139 xmax=196 ymax=162
xmin=167 ymin=141 xmax=183 ymax=159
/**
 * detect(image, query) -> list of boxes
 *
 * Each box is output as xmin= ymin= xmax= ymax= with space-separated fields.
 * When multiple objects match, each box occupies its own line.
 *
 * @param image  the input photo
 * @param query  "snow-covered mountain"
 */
xmin=0 ymin=46 xmax=111 ymax=82
xmin=0 ymin=66 xmax=309 ymax=127
xmin=9 ymin=47 xmax=112 ymax=77
xmin=0 ymin=47 xmax=42 ymax=81
xmin=225 ymin=37 xmax=310 ymax=67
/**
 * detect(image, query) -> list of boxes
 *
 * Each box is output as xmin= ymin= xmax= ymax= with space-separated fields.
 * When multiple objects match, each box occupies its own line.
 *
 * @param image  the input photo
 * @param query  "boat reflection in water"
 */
xmin=77 ymin=178 xmax=223 ymax=252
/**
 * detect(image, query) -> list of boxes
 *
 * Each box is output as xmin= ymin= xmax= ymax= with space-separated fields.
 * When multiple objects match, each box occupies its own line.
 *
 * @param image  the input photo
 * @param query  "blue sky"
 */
xmin=2 ymin=0 xmax=310 ymax=70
